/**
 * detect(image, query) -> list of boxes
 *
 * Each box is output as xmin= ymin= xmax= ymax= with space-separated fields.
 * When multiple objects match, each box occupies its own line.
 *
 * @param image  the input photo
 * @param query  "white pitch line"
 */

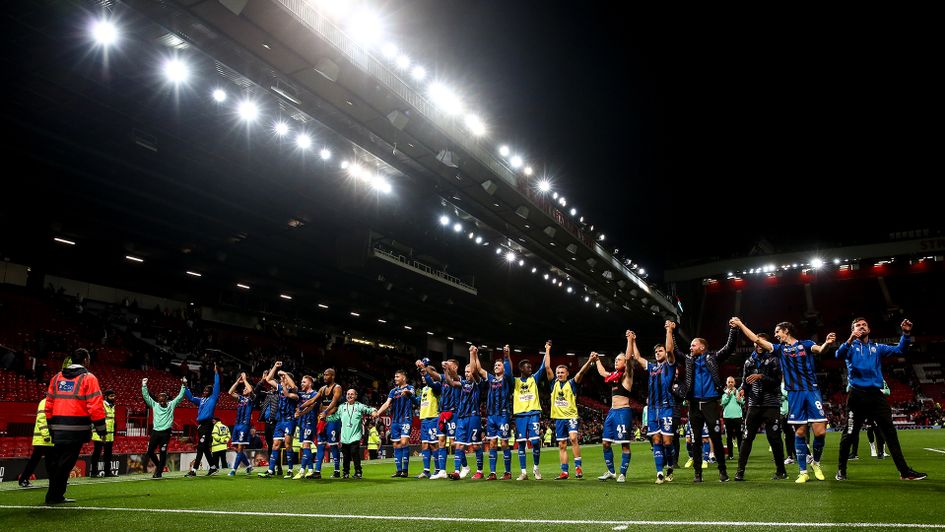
xmin=0 ymin=506 xmax=943 ymax=528
xmin=923 ymin=448 xmax=945 ymax=454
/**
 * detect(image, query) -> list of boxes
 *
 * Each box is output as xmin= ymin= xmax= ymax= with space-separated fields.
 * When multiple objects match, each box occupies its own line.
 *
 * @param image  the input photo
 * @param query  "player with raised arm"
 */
xmin=415 ymin=358 xmax=442 ymax=479
xmin=298 ymin=369 xmax=343 ymax=479
xmin=257 ymin=361 xmax=299 ymax=478
xmin=448 ymin=347 xmax=488 ymax=480
xmin=227 ymin=373 xmax=255 ymax=476
xmin=546 ymin=348 xmax=597 ymax=480
xmin=731 ymin=317 xmax=836 ymax=483
xmin=593 ymin=331 xmax=638 ymax=483
xmin=420 ymin=359 xmax=461 ymax=479
xmin=630 ymin=321 xmax=677 ymax=483
xmin=475 ymin=345 xmax=514 ymax=480
xmin=512 ymin=342 xmax=549 ymax=480
xmin=292 ymin=375 xmax=318 ymax=479
xmin=372 ymin=370 xmax=415 ymax=477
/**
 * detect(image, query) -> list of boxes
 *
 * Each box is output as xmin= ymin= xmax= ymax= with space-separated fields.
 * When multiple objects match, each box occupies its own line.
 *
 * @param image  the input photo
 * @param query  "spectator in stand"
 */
xmin=90 ymin=389 xmax=117 ymax=477
xmin=44 ymin=348 xmax=107 ymax=504
xmin=142 ymin=376 xmax=187 ymax=479
xmin=17 ymin=398 xmax=53 ymax=488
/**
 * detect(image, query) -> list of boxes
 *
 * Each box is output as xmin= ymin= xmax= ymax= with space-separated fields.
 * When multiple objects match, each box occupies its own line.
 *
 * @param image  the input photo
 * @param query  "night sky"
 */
xmin=386 ymin=2 xmax=941 ymax=275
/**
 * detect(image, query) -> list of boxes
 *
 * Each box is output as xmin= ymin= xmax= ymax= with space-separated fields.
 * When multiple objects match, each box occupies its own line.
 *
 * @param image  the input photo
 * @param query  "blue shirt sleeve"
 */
xmin=568 ymin=379 xmax=578 ymax=394
xmin=184 ymin=387 xmax=199 ymax=406
xmin=876 ymin=335 xmax=910 ymax=357
xmin=532 ymin=357 xmax=546 ymax=382
xmin=802 ymin=340 xmax=817 ymax=352
xmin=504 ymin=358 xmax=513 ymax=379
xmin=388 ymin=388 xmax=397 ymax=400
xmin=836 ymin=342 xmax=851 ymax=359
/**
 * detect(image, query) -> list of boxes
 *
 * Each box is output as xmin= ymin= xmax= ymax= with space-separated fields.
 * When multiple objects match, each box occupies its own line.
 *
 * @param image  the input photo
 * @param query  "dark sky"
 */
xmin=385 ymin=2 xmax=941 ymax=275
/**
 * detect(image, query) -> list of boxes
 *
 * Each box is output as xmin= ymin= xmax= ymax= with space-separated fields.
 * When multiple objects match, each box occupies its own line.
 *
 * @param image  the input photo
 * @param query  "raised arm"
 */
xmin=544 ymin=341 xmax=555 ymax=381
xmin=665 ymin=321 xmax=676 ymax=364
xmin=731 ymin=318 xmax=773 ymax=352
xmin=594 ymin=353 xmax=611 ymax=378
xmin=503 ymin=345 xmax=513 ymax=376
xmin=141 ymin=378 xmax=155 ymax=408
xmin=811 ymin=332 xmax=837 ymax=354
xmin=574 ymin=352 xmax=598 ymax=384
xmin=876 ymin=319 xmax=913 ymax=357
xmin=264 ymin=361 xmax=282 ymax=388
xmin=628 ymin=330 xmax=646 ymax=370
xmin=169 ymin=379 xmax=188 ymax=407
xmin=536 ymin=341 xmax=551 ymax=382
xmin=469 ymin=346 xmax=488 ymax=380
xmin=227 ymin=375 xmax=242 ymax=400
xmin=716 ymin=324 xmax=738 ymax=361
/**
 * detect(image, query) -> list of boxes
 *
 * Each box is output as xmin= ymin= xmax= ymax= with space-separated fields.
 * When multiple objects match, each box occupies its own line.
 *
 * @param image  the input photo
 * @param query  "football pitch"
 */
xmin=2 ymin=431 xmax=943 ymax=531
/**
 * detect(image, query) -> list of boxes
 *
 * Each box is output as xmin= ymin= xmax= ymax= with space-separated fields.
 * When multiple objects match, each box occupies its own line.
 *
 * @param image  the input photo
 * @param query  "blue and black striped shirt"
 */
xmin=772 ymin=340 xmax=819 ymax=392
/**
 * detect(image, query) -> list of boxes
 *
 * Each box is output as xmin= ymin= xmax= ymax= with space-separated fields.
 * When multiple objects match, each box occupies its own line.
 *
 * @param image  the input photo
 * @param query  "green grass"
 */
xmin=2 ymin=430 xmax=944 ymax=531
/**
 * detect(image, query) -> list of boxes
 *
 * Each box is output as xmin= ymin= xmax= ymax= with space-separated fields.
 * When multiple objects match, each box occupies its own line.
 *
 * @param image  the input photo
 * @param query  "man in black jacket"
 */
xmin=734 ymin=333 xmax=787 ymax=481
xmin=674 ymin=320 xmax=737 ymax=482
xmin=254 ymin=372 xmax=282 ymax=475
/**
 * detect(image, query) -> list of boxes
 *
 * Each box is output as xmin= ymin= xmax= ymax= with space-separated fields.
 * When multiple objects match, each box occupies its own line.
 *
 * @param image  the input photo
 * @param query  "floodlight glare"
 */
xmin=274 ymin=121 xmax=290 ymax=136
xmin=91 ymin=20 xmax=118 ymax=46
xmin=295 ymin=133 xmax=312 ymax=149
xmin=163 ymin=58 xmax=190 ymax=84
xmin=212 ymin=89 xmax=227 ymax=102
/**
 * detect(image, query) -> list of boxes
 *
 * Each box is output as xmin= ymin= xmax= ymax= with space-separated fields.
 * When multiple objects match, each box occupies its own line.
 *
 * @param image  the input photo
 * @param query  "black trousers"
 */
xmin=19 ymin=446 xmax=49 ymax=483
xmin=264 ymin=421 xmax=282 ymax=473
xmin=342 ymin=442 xmax=362 ymax=474
xmin=689 ymin=399 xmax=726 ymax=474
xmin=724 ymin=418 xmax=743 ymax=458
xmin=91 ymin=440 xmax=114 ymax=476
xmin=838 ymin=388 xmax=909 ymax=475
xmin=212 ymin=450 xmax=228 ymax=469
xmin=671 ymin=416 xmax=682 ymax=467
xmin=736 ymin=406 xmax=786 ymax=475
xmin=369 ymin=449 xmax=378 ymax=460
xmin=194 ymin=420 xmax=214 ymax=470
xmin=45 ymin=442 xmax=82 ymax=503
xmin=147 ymin=428 xmax=171 ymax=474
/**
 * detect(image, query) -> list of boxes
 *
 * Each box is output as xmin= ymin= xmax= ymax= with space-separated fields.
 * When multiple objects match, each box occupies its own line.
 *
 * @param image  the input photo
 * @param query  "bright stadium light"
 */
xmin=475 ymin=236 xmax=483 ymax=244
xmin=274 ymin=121 xmax=290 ymax=136
xmin=395 ymin=54 xmax=411 ymax=70
xmin=91 ymin=19 xmax=118 ymax=47
xmin=236 ymin=283 xmax=251 ymax=290
xmin=584 ymin=296 xmax=590 ymax=302
xmin=638 ymin=268 xmax=645 ymax=275
xmin=453 ymin=222 xmax=463 ymax=233
xmin=186 ymin=271 xmax=202 ymax=277
xmin=566 ymin=286 xmax=573 ymax=293
xmin=833 ymin=258 xmax=841 ymax=265
xmin=54 ymin=237 xmax=76 ymax=246
xmin=319 ymin=148 xmax=332 ymax=160
xmin=279 ymin=294 xmax=293 ymax=300
xmin=811 ymin=257 xmax=825 ymax=269
xmin=570 ymin=208 xmax=577 ymax=216
xmin=505 ymin=251 xmax=516 ymax=263
xmin=163 ymin=58 xmax=190 ymax=84
xmin=499 ymin=145 xmax=510 ymax=157
xmin=340 ymin=160 xmax=350 ymax=170
xmin=381 ymin=43 xmax=398 ymax=59
xmin=509 ymin=155 xmax=523 ymax=169
xmin=538 ymin=180 xmax=551 ymax=192
xmin=598 ymin=234 xmax=605 ymax=241
xmin=125 ymin=255 xmax=144 ymax=263
xmin=468 ymin=232 xmax=475 ymax=239
xmin=524 ymin=166 xmax=534 ymax=176
xmin=295 ymin=133 xmax=312 ymax=150
xmin=348 ymin=9 xmax=382 ymax=46
xmin=428 ymin=82 xmax=463 ymax=115
xmin=495 ymin=247 xmax=502 ymax=255
xmin=317 ymin=303 xmax=329 ymax=309
xmin=237 ymin=100 xmax=259 ymax=122
xmin=439 ymin=215 xmax=450 ymax=226
xmin=372 ymin=177 xmax=392 ymax=193
xmin=552 ymin=192 xmax=559 ymax=199
xmin=411 ymin=65 xmax=426 ymax=81
xmin=558 ymin=197 xmax=566 ymax=207
xmin=531 ymin=267 xmax=537 ymax=273
xmin=518 ymin=259 xmax=524 ymax=266
xmin=464 ymin=114 xmax=486 ymax=136
xmin=212 ymin=89 xmax=227 ymax=102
